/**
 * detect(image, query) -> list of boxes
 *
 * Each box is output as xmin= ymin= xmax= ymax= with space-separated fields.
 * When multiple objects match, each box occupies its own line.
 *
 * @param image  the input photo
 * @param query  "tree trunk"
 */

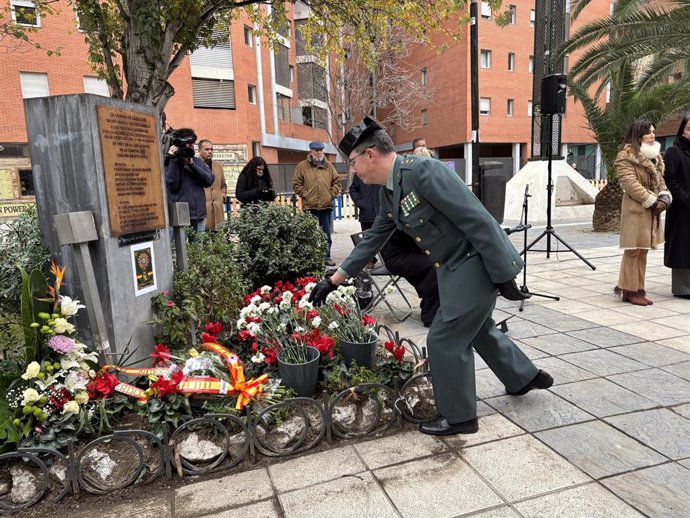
xmin=592 ymin=181 xmax=623 ymax=232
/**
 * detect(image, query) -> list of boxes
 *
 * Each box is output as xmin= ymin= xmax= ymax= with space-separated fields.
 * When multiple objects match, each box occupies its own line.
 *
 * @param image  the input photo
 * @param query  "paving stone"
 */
xmin=569 ymin=309 xmax=640 ymax=326
xmin=610 ymin=304 xmax=679 ymax=320
xmin=374 ymin=453 xmax=502 ymax=517
xmin=609 ymin=321 xmax=687 ymax=341
xmin=469 ymin=507 xmax=521 ymax=518
xmin=462 ymin=434 xmax=590 ymax=501
xmin=268 ymin=446 xmax=366 ymax=493
xmin=603 ymin=463 xmax=690 ymax=518
xmin=522 ymin=334 xmax=598 ymax=355
xmin=566 ymin=327 xmax=643 ymax=347
xmin=175 ymin=468 xmax=273 ymax=518
xmin=605 ymin=408 xmax=690 ymax=460
xmin=279 ymin=471 xmax=397 ymax=518
xmin=607 ymin=368 xmax=690 ymax=406
xmin=559 ymin=349 xmax=647 ymax=376
xmin=609 ymin=342 xmax=690 ymax=368
xmin=443 ymin=413 xmax=525 ymax=449
xmin=205 ymin=499 xmax=281 ymax=518
xmin=655 ymin=336 xmax=690 ymax=354
xmin=662 ymin=361 xmax=690 ymax=381
xmin=504 ymin=320 xmax=557 ymax=339
xmin=540 ymin=299 xmax=599 ymax=314
xmin=485 ymin=391 xmax=593 ymax=432
xmin=514 ymin=483 xmax=644 ymax=517
xmin=512 ymin=341 xmax=550 ymax=360
xmin=477 ymin=400 xmax=497 ymax=417
xmin=476 ymin=369 xmax=511 ymax=399
xmin=71 ymin=496 xmax=172 ymax=518
xmin=532 ymin=356 xmax=598 ymax=384
xmin=652 ymin=314 xmax=690 ymax=333
xmin=550 ymin=378 xmax=658 ymax=417
xmin=353 ymin=430 xmax=447 ymax=470
xmin=679 ymin=459 xmax=690 ymax=470
xmin=671 ymin=403 xmax=690 ymax=419
xmin=536 ymin=421 xmax=666 ymax=478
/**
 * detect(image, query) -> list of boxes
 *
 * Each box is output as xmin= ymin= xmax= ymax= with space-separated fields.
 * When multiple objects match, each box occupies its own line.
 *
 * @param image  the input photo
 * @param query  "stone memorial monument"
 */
xmin=24 ymin=94 xmax=173 ymax=360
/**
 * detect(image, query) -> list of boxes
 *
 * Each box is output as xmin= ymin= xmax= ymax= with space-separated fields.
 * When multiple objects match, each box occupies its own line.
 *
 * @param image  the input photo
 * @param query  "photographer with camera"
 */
xmin=165 ymin=128 xmax=215 ymax=237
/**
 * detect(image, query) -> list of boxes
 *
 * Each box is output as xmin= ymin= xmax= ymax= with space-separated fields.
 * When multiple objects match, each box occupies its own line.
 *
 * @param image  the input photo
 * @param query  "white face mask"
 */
xmin=640 ymin=141 xmax=661 ymax=159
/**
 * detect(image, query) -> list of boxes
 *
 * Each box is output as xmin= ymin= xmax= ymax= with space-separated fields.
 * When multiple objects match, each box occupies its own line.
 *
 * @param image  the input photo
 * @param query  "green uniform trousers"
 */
xmin=426 ymin=293 xmax=538 ymax=423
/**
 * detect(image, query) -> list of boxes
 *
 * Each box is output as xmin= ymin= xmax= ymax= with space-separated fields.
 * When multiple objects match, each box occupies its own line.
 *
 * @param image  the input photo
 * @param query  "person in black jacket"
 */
xmin=349 ymin=173 xmax=380 ymax=231
xmin=235 ymin=157 xmax=276 ymax=206
xmin=165 ymin=128 xmax=215 ymax=235
xmin=664 ymin=115 xmax=690 ymax=298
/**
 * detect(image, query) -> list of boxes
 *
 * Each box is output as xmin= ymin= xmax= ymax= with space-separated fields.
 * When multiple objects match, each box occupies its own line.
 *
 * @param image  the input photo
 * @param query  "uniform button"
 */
xmin=434 ymin=262 xmax=441 ymax=268
xmin=405 ymin=224 xmax=411 ymax=228
xmin=512 ymin=261 xmax=516 ymax=266
xmin=425 ymin=250 xmax=431 ymax=255
xmin=415 ymin=236 xmax=421 ymax=243
xmin=467 ymin=252 xmax=471 ymax=256
xmin=419 ymin=218 xmax=424 ymax=223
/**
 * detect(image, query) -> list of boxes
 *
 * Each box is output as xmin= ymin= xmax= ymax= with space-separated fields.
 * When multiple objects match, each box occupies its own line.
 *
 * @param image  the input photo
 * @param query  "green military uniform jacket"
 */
xmin=340 ymin=155 xmax=523 ymax=321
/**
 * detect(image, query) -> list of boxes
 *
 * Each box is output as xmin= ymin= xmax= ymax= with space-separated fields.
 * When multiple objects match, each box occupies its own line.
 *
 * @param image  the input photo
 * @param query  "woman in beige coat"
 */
xmin=614 ymin=120 xmax=672 ymax=306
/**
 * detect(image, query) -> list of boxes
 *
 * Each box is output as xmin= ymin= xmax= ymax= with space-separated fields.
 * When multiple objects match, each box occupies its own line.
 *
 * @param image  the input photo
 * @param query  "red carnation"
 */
xmin=150 ymin=344 xmax=171 ymax=366
xmin=201 ymin=332 xmax=218 ymax=344
xmin=205 ymin=321 xmax=222 ymax=336
xmin=362 ymin=314 xmax=377 ymax=326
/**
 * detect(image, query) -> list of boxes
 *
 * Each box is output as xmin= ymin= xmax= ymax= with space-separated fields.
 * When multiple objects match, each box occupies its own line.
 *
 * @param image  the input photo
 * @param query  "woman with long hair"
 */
xmin=614 ymin=120 xmax=672 ymax=306
xmin=235 ymin=157 xmax=276 ymax=205
xmin=663 ymin=115 xmax=690 ymax=298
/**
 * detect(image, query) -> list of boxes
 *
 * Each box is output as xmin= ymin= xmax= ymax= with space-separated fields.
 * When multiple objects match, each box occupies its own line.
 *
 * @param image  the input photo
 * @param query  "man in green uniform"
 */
xmin=310 ymin=118 xmax=553 ymax=435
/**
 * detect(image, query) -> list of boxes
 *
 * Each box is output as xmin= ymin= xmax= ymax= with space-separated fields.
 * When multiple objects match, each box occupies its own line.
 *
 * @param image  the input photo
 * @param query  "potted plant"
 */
xmin=235 ymin=278 xmax=335 ymax=396
xmin=318 ymin=285 xmax=379 ymax=368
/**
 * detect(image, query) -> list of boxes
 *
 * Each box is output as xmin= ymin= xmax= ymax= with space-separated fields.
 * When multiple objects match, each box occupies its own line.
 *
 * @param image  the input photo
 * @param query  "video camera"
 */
xmin=161 ymin=127 xmax=196 ymax=159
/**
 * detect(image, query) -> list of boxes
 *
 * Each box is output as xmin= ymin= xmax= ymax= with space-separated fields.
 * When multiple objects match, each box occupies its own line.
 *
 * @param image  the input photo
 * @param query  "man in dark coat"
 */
xmin=310 ymin=118 xmax=552 ymax=436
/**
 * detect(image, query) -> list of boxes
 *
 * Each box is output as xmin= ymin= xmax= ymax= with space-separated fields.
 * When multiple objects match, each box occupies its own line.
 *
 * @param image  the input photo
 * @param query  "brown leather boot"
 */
xmin=628 ymin=292 xmax=648 ymax=306
xmin=641 ymin=290 xmax=653 ymax=305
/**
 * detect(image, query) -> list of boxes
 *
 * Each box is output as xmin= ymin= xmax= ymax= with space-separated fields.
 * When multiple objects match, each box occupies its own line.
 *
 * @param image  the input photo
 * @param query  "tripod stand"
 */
xmin=507 ymin=185 xmax=560 ymax=311
xmin=523 ymin=114 xmax=596 ymax=271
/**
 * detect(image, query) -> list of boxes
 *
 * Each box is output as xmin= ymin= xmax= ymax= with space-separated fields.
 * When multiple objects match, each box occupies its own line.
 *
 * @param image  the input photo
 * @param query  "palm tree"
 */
xmin=560 ymin=0 xmax=690 ymax=90
xmin=569 ymin=62 xmax=690 ymax=230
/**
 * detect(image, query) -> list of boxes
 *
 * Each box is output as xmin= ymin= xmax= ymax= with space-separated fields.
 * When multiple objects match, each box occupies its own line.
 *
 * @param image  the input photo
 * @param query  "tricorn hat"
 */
xmin=338 ymin=116 xmax=384 ymax=156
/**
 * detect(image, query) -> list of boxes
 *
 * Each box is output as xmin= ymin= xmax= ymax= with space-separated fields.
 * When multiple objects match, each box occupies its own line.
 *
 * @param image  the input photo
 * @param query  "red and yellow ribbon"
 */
xmin=101 ymin=343 xmax=268 ymax=409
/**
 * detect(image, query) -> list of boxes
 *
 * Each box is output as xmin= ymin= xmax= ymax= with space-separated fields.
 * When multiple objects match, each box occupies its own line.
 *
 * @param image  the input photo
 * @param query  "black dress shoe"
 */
xmin=419 ymin=417 xmax=479 ymax=436
xmin=507 ymin=369 xmax=554 ymax=396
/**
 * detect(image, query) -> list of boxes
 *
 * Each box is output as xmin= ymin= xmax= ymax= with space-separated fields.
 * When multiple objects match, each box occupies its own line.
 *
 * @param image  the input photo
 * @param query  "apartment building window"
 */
xmin=248 ymin=84 xmax=257 ymax=104
xmin=530 ymin=9 xmax=536 ymax=27
xmin=480 ymin=98 xmax=491 ymax=115
xmin=421 ymin=109 xmax=428 ymax=127
xmin=83 ymin=76 xmax=110 ymax=96
xmin=274 ymin=44 xmax=291 ymax=88
xmin=509 ymin=5 xmax=516 ymax=24
xmin=302 ymin=105 xmax=327 ymax=129
xmin=507 ymin=98 xmax=514 ymax=117
xmin=189 ymin=30 xmax=235 ymax=109
xmin=192 ymin=78 xmax=235 ymax=109
xmin=480 ymin=49 xmax=492 ymax=69
xmin=252 ymin=141 xmax=261 ymax=158
xmin=243 ymin=25 xmax=253 ymax=47
xmin=529 ymin=56 xmax=534 ymax=73
xmin=508 ymin=53 xmax=515 ymax=72
xmin=528 ymin=100 xmax=533 ymax=117
xmin=421 ymin=67 xmax=427 ymax=85
xmin=277 ymin=93 xmax=291 ymax=121
xmin=19 ymin=72 xmax=49 ymax=98
xmin=481 ymin=1 xmax=491 ymax=19
xmin=11 ymin=1 xmax=40 ymax=27
xmin=289 ymin=65 xmax=295 ymax=84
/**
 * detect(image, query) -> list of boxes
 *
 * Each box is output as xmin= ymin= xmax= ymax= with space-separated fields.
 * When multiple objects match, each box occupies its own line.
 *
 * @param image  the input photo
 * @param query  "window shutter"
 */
xmin=20 ymin=72 xmax=49 ymax=98
xmin=192 ymin=78 xmax=236 ymax=109
xmin=274 ymin=44 xmax=291 ymax=88
xmin=83 ymin=76 xmax=110 ymax=96
xmin=190 ymin=31 xmax=233 ymax=69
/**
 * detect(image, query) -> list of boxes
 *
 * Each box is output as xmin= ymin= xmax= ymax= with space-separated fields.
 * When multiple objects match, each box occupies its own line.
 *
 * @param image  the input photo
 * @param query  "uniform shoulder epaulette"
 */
xmin=400 ymin=155 xmax=421 ymax=169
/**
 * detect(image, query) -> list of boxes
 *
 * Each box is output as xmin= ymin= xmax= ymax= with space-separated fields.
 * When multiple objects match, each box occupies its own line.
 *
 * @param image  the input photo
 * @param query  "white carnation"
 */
xmin=311 ymin=316 xmax=322 ymax=328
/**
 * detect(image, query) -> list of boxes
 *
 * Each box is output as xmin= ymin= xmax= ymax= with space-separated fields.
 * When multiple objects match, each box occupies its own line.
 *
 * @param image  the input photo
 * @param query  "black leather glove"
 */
xmin=260 ymin=188 xmax=275 ymax=201
xmin=309 ymin=278 xmax=336 ymax=306
xmin=497 ymin=278 xmax=532 ymax=301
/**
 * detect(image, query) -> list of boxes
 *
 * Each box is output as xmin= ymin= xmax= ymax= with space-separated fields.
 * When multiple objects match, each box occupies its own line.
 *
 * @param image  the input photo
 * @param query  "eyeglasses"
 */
xmin=348 ymin=147 xmax=373 ymax=169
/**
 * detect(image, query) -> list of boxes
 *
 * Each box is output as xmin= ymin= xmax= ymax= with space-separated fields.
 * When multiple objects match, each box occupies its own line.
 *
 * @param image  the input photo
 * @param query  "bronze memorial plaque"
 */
xmin=97 ymin=105 xmax=166 ymax=236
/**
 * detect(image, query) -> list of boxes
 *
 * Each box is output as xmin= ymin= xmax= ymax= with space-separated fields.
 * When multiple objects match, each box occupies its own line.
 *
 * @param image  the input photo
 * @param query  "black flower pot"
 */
xmin=340 ymin=333 xmax=378 ymax=369
xmin=277 ymin=346 xmax=320 ymax=397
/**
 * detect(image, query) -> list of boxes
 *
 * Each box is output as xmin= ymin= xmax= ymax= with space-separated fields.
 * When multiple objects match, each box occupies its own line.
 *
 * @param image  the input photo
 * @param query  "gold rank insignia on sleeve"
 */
xmin=400 ymin=191 xmax=421 ymax=216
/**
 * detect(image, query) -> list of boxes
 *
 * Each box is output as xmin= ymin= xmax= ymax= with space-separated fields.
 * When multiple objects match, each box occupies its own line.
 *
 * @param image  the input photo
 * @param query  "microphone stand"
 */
xmin=505 ymin=185 xmax=560 ymax=311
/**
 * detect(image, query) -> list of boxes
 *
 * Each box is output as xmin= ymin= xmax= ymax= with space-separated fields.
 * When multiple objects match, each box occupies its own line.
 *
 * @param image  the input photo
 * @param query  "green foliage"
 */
xmin=19 ymin=267 xmax=50 ymax=364
xmin=150 ymin=291 xmax=196 ymax=352
xmin=321 ymin=361 xmax=383 ymax=394
xmin=174 ymin=228 xmax=248 ymax=328
xmin=141 ymin=394 xmax=192 ymax=438
xmin=0 ymin=206 xmax=50 ymax=316
xmin=231 ymin=204 xmax=326 ymax=289
xmin=87 ymin=394 xmax=133 ymax=436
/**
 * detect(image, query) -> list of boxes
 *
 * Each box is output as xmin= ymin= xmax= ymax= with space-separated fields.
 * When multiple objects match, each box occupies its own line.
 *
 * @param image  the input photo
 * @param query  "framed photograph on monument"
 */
xmin=130 ymin=241 xmax=157 ymax=296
